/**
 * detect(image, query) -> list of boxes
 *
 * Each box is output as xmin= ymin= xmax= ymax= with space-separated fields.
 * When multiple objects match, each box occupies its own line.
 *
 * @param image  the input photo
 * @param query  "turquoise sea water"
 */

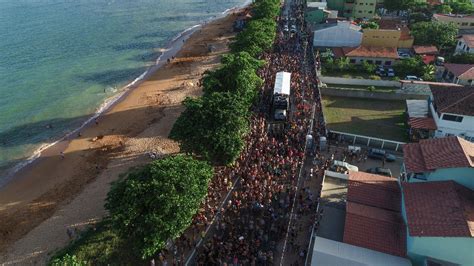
xmin=0 ymin=0 xmax=247 ymax=180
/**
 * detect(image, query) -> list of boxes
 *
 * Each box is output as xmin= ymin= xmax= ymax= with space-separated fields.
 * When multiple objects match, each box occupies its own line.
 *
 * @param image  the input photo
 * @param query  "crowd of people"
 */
xmin=155 ymin=2 xmax=330 ymax=265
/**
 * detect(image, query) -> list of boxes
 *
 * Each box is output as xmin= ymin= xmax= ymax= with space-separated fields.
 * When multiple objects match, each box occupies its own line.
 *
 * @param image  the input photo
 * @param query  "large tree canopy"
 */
xmin=105 ymin=155 xmax=213 ymax=259
xmin=170 ymin=92 xmax=250 ymax=165
xmin=232 ymin=18 xmax=277 ymax=57
xmin=202 ymin=52 xmax=264 ymax=105
xmin=410 ymin=21 xmax=458 ymax=49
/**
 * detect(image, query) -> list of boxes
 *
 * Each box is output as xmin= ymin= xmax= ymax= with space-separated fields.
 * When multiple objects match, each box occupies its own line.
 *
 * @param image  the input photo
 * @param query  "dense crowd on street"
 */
xmin=156 ymin=2 xmax=329 ymax=265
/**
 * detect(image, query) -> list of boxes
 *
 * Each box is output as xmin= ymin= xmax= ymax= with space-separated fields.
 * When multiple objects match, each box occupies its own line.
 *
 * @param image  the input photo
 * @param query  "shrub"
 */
xmin=369 ymin=75 xmax=381 ymax=80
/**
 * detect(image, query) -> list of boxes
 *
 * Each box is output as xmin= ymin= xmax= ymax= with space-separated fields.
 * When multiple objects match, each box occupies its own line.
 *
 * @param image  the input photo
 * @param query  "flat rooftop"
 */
xmin=316 ymin=173 xmax=348 ymax=241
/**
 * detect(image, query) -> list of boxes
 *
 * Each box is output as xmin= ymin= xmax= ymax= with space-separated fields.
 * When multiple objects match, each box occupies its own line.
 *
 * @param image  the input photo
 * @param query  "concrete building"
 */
xmin=401 ymin=181 xmax=474 ymax=266
xmin=401 ymin=136 xmax=474 ymax=189
xmin=442 ymin=63 xmax=474 ymax=85
xmin=433 ymin=13 xmax=474 ymax=30
xmin=362 ymin=28 xmax=414 ymax=48
xmin=313 ymin=21 xmax=363 ymax=47
xmin=341 ymin=45 xmax=398 ymax=65
xmin=429 ymin=86 xmax=474 ymax=141
xmin=352 ymin=0 xmax=377 ymax=19
xmin=455 ymin=34 xmax=474 ymax=54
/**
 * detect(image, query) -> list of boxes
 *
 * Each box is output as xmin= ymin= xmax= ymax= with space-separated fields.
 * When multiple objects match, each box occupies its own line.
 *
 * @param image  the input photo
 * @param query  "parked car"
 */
xmin=405 ymin=75 xmax=423 ymax=81
xmin=290 ymin=24 xmax=297 ymax=33
xmin=387 ymin=68 xmax=395 ymax=77
xmin=376 ymin=67 xmax=386 ymax=76
xmin=367 ymin=148 xmax=396 ymax=162
xmin=435 ymin=56 xmax=445 ymax=66
xmin=398 ymin=52 xmax=410 ymax=59
xmin=283 ymin=24 xmax=289 ymax=32
xmin=366 ymin=167 xmax=393 ymax=177
xmin=330 ymin=160 xmax=359 ymax=173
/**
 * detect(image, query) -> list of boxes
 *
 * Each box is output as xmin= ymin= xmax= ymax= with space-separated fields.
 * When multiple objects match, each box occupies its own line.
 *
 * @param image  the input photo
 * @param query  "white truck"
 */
xmin=273 ymin=71 xmax=291 ymax=121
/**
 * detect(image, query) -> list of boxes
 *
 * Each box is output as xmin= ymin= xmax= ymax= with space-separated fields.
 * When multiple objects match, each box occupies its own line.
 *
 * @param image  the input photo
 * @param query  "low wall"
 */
xmin=321 ymin=87 xmax=429 ymax=100
xmin=321 ymin=76 xmax=401 ymax=87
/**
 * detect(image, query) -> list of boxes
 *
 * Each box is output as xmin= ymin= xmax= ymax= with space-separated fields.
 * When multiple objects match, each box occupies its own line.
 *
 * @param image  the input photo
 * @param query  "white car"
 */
xmin=290 ymin=24 xmax=297 ymax=33
xmin=398 ymin=52 xmax=410 ymax=59
xmin=405 ymin=75 xmax=422 ymax=81
xmin=330 ymin=160 xmax=359 ymax=173
xmin=283 ymin=24 xmax=289 ymax=32
xmin=387 ymin=68 xmax=395 ymax=77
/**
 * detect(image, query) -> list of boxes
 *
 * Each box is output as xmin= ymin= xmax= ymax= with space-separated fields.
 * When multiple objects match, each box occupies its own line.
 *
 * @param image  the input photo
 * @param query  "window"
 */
xmin=458 ymin=41 xmax=462 ymax=46
xmin=350 ymin=59 xmax=356 ymax=63
xmin=385 ymin=61 xmax=392 ymax=66
xmin=367 ymin=60 xmax=373 ymax=64
xmin=470 ymin=23 xmax=474 ymax=26
xmin=442 ymin=114 xmax=463 ymax=122
xmin=375 ymin=60 xmax=382 ymax=65
xmin=368 ymin=11 xmax=373 ymax=14
xmin=359 ymin=10 xmax=362 ymax=13
xmin=462 ymin=22 xmax=468 ymax=26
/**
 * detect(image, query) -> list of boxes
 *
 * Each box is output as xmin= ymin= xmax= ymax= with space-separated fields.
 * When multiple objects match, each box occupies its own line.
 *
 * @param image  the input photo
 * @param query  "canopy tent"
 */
xmin=273 ymin=71 xmax=291 ymax=95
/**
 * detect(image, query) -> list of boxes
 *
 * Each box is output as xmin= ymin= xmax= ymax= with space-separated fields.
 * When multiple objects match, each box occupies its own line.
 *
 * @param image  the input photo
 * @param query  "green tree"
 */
xmin=202 ymin=52 xmax=264 ymax=105
xmin=362 ymin=61 xmax=377 ymax=74
xmin=361 ymin=21 xmax=379 ymax=29
xmin=421 ymin=64 xmax=436 ymax=81
xmin=435 ymin=4 xmax=453 ymax=14
xmin=393 ymin=57 xmax=424 ymax=77
xmin=253 ymin=0 xmax=280 ymax=19
xmin=105 ymin=155 xmax=213 ymax=259
xmin=447 ymin=0 xmax=474 ymax=14
xmin=410 ymin=21 xmax=458 ymax=49
xmin=50 ymin=254 xmax=87 ymax=266
xmin=170 ymin=92 xmax=250 ymax=165
xmin=335 ymin=57 xmax=350 ymax=71
xmin=232 ymin=18 xmax=277 ymax=57
xmin=448 ymin=53 xmax=474 ymax=64
xmin=384 ymin=0 xmax=416 ymax=11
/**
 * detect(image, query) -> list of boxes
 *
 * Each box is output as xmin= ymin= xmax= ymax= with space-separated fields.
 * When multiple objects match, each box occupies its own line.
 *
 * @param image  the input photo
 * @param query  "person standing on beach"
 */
xmin=60 ymin=151 xmax=65 ymax=159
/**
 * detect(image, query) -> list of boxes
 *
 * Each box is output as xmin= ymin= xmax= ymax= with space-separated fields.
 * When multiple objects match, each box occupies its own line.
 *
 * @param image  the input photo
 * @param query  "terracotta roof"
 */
xmin=348 ymin=171 xmax=401 ymax=212
xmin=459 ymin=35 xmax=474 ymax=48
xmin=444 ymin=63 xmax=474 ymax=80
xmin=431 ymin=85 xmax=474 ymax=116
xmin=331 ymin=47 xmax=345 ymax=59
xmin=408 ymin=117 xmax=437 ymax=130
xmin=342 ymin=46 xmax=399 ymax=59
xmin=403 ymin=181 xmax=474 ymax=237
xmin=434 ymin=13 xmax=474 ymax=19
xmin=413 ymin=45 xmax=438 ymax=55
xmin=399 ymin=80 xmax=463 ymax=87
xmin=344 ymin=202 xmax=406 ymax=257
xmin=403 ymin=136 xmax=474 ymax=173
xmin=378 ymin=19 xmax=403 ymax=30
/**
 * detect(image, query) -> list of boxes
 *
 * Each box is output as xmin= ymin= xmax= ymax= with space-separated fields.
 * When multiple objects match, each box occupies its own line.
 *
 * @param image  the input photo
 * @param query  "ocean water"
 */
xmin=0 ymin=0 xmax=247 ymax=180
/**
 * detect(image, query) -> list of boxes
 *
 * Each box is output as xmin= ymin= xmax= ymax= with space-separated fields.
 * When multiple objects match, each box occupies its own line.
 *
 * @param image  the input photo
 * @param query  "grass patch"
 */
xmin=322 ymin=96 xmax=408 ymax=142
xmin=325 ymin=83 xmax=397 ymax=92
xmin=50 ymin=219 xmax=143 ymax=266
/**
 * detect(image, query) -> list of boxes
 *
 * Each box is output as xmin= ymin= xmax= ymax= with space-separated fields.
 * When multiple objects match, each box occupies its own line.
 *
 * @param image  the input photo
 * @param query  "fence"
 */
xmin=321 ymin=87 xmax=429 ymax=100
xmin=320 ymin=76 xmax=400 ymax=87
xmin=329 ymin=130 xmax=406 ymax=152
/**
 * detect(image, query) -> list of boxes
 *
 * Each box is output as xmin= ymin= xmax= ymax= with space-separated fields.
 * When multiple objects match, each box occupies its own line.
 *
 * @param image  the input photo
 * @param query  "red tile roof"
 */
xmin=403 ymin=136 xmax=474 ymax=173
xmin=431 ymin=86 xmax=474 ymax=116
xmin=343 ymin=46 xmax=399 ymax=59
xmin=413 ymin=45 xmax=438 ymax=55
xmin=402 ymin=181 xmax=474 ymax=237
xmin=348 ymin=171 xmax=401 ymax=212
xmin=444 ymin=63 xmax=474 ymax=80
xmin=408 ymin=117 xmax=437 ymax=130
xmin=344 ymin=202 xmax=406 ymax=257
xmin=459 ymin=35 xmax=474 ymax=48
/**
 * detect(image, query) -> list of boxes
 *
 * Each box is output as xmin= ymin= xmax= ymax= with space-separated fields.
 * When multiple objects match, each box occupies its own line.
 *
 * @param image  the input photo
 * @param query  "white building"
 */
xmin=455 ymin=35 xmax=474 ymax=54
xmin=429 ymin=86 xmax=474 ymax=141
xmin=313 ymin=21 xmax=362 ymax=48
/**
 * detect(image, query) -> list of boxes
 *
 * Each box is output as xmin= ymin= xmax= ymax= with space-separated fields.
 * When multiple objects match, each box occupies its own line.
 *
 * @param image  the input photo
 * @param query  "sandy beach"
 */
xmin=0 ymin=10 xmax=244 ymax=264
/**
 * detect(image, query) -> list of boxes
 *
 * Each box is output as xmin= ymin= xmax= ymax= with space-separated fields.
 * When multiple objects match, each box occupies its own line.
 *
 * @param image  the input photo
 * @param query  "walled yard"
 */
xmin=322 ymin=96 xmax=408 ymax=142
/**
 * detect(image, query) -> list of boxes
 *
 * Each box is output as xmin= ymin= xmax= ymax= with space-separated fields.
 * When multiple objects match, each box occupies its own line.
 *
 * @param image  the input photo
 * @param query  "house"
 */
xmin=429 ymin=86 xmax=474 ymax=141
xmin=401 ymin=136 xmax=474 ymax=189
xmin=313 ymin=21 xmax=363 ymax=47
xmin=455 ymin=34 xmax=474 ymax=54
xmin=309 ymin=171 xmax=411 ymax=265
xmin=406 ymin=99 xmax=437 ymax=141
xmin=341 ymin=45 xmax=398 ymax=65
xmin=442 ymin=63 xmax=474 ymax=85
xmin=362 ymin=28 xmax=414 ymax=49
xmin=400 ymin=181 xmax=474 ymax=266
xmin=433 ymin=13 xmax=474 ymax=30
xmin=399 ymin=80 xmax=460 ymax=95
xmin=325 ymin=0 xmax=377 ymax=19
xmin=413 ymin=45 xmax=438 ymax=65
xmin=352 ymin=0 xmax=377 ymax=19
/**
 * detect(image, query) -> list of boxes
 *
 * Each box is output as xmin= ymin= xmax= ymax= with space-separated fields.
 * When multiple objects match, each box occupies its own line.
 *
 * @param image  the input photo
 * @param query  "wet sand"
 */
xmin=0 ymin=10 xmax=244 ymax=264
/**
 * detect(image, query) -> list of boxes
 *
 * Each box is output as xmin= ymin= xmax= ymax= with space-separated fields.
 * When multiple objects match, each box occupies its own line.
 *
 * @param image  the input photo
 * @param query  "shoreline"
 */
xmin=0 ymin=7 xmax=247 ymax=261
xmin=0 ymin=1 xmax=250 ymax=188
